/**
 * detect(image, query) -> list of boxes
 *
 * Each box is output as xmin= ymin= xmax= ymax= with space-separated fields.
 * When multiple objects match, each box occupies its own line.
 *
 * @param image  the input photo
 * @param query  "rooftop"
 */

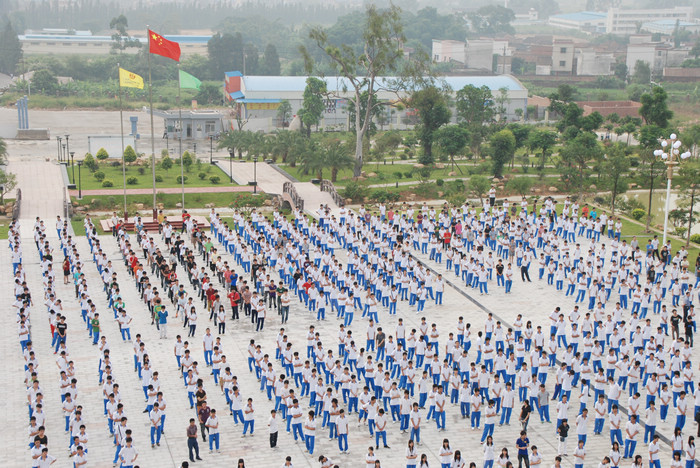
xmin=549 ymin=11 xmax=607 ymax=23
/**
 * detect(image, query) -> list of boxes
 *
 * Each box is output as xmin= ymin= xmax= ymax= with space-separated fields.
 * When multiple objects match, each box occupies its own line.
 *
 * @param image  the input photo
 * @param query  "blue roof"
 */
xmin=238 ymin=98 xmax=282 ymax=103
xmin=644 ymin=19 xmax=697 ymax=26
xmin=550 ymin=11 xmax=607 ymax=22
xmin=228 ymin=91 xmax=244 ymax=99
xmin=237 ymin=74 xmax=526 ymax=93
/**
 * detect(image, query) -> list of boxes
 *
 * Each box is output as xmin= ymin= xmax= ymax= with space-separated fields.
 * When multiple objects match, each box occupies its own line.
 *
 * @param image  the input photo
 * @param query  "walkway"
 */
xmin=9 ymin=159 xmax=65 ymax=237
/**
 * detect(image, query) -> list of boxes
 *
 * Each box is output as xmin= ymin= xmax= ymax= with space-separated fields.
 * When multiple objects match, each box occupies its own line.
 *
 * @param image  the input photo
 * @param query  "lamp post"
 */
xmin=62 ymin=143 xmax=66 ymax=162
xmin=56 ymin=136 xmax=62 ymax=162
xmin=70 ymin=152 xmax=75 ymax=182
xmin=77 ymin=160 xmax=83 ymax=200
xmin=652 ymin=133 xmax=693 ymax=247
xmin=64 ymin=134 xmax=70 ymax=163
xmin=253 ymin=155 xmax=258 ymax=194
xmin=209 ymin=134 xmax=214 ymax=164
xmin=229 ymin=150 xmax=234 ymax=183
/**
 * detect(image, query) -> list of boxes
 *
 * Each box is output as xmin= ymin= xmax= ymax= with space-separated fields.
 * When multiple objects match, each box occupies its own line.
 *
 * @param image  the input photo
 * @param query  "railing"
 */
xmin=12 ymin=188 xmax=21 ymax=220
xmin=283 ymin=181 xmax=304 ymax=211
xmin=320 ymin=179 xmax=344 ymax=207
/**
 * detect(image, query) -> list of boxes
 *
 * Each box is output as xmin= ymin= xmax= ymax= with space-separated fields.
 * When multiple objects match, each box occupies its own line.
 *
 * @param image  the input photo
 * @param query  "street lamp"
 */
xmin=76 ymin=160 xmax=83 ymax=200
xmin=229 ymin=150 xmax=234 ymax=183
xmin=62 ymin=143 xmax=66 ymax=162
xmin=70 ymin=152 xmax=75 ymax=182
xmin=56 ymin=136 xmax=62 ymax=162
xmin=64 ymin=134 xmax=70 ymax=163
xmin=653 ymin=133 xmax=693 ymax=246
xmin=209 ymin=134 xmax=214 ymax=164
xmin=253 ymin=155 xmax=258 ymax=194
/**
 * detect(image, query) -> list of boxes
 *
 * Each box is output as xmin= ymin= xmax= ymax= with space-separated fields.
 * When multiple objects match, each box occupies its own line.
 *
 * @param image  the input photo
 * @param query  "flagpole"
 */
xmin=148 ymin=26 xmax=157 ymax=221
xmin=118 ymin=64 xmax=128 ymax=221
xmin=178 ymin=65 xmax=185 ymax=213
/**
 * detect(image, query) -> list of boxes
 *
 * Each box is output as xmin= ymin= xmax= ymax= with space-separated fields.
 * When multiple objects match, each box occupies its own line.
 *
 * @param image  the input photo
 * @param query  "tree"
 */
xmin=260 ymin=44 xmax=281 ymax=76
xmin=96 ymin=148 xmax=109 ymax=160
xmin=456 ymin=84 xmax=495 ymax=156
xmin=488 ymin=129 xmax=516 ymax=178
xmin=304 ymin=3 xmax=431 ymax=177
xmin=31 ymin=69 xmax=58 ymax=94
xmin=507 ymin=177 xmax=533 ymax=197
xmin=276 ymin=100 xmax=292 ymax=127
xmin=678 ymin=160 xmax=700 ymax=246
xmin=207 ymin=33 xmax=243 ymax=79
xmin=527 ymin=129 xmax=557 ymax=170
xmin=0 ymin=21 xmax=22 ymax=75
xmin=604 ymin=143 xmax=630 ymax=214
xmin=468 ymin=175 xmax=491 ymax=204
xmin=195 ymin=84 xmax=223 ymax=106
xmin=639 ymin=87 xmax=673 ymax=128
xmin=410 ymin=86 xmax=451 ymax=165
xmin=182 ymin=151 xmax=193 ymax=172
xmin=680 ymin=124 xmax=700 ymax=158
xmin=614 ymin=62 xmax=628 ymax=82
xmin=109 ymin=15 xmax=141 ymax=51
xmin=0 ymin=138 xmax=6 ymax=165
xmin=299 ymin=77 xmax=327 ymax=138
xmin=468 ymin=5 xmax=515 ymax=36
xmin=323 ymin=139 xmax=355 ymax=182
xmin=632 ymin=60 xmax=651 ymax=85
xmin=636 ymin=148 xmax=666 ymax=232
xmin=558 ymin=132 xmax=602 ymax=188
xmin=434 ymin=125 xmax=469 ymax=172
xmin=0 ymin=169 xmax=17 ymax=203
xmin=161 ymin=154 xmax=173 ymax=173
xmin=123 ymin=145 xmax=137 ymax=163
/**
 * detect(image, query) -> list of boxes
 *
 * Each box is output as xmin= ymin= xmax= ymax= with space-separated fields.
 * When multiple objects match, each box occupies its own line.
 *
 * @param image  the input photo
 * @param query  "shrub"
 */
xmin=370 ymin=189 xmax=400 ymax=203
xmin=101 ymin=179 xmax=114 ymax=187
xmin=94 ymin=171 xmax=105 ymax=181
xmin=404 ymin=171 xmax=413 ymax=179
xmin=631 ymin=208 xmax=646 ymax=221
xmin=209 ymin=176 xmax=221 ymax=184
xmin=393 ymin=171 xmax=403 ymax=179
xmin=342 ymin=181 xmax=370 ymax=202
xmin=84 ymin=153 xmax=98 ymax=172
xmin=137 ymin=167 xmax=145 ymax=175
xmin=690 ymin=234 xmax=700 ymax=245
xmin=176 ymin=175 xmax=188 ymax=184
xmin=96 ymin=148 xmax=109 ymax=160
xmin=126 ymin=177 xmax=138 ymax=185
xmin=436 ymin=179 xmax=444 ymax=187
xmin=123 ymin=145 xmax=138 ymax=163
xmin=155 ymin=175 xmax=164 ymax=183
xmin=110 ymin=160 xmax=121 ymax=167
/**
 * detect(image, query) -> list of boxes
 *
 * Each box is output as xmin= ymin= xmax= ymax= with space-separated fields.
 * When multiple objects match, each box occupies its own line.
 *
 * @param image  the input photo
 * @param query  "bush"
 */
xmin=342 ymin=181 xmax=370 ymax=203
xmin=198 ymin=172 xmax=207 ymax=180
xmin=155 ymin=175 xmax=164 ymax=183
xmin=404 ymin=171 xmax=413 ymax=179
xmin=393 ymin=171 xmax=403 ymax=179
xmin=101 ymin=179 xmax=114 ymax=187
xmin=126 ymin=177 xmax=138 ymax=185
xmin=176 ymin=175 xmax=188 ymax=184
xmin=94 ymin=171 xmax=105 ymax=181
xmin=209 ymin=176 xmax=221 ymax=184
xmin=110 ymin=160 xmax=121 ymax=167
xmin=96 ymin=148 xmax=109 ymax=160
xmin=123 ymin=145 xmax=138 ymax=163
xmin=370 ymin=189 xmax=400 ymax=203
xmin=436 ymin=179 xmax=444 ymax=187
xmin=690 ymin=234 xmax=700 ymax=245
xmin=631 ymin=208 xmax=646 ymax=221
xmin=137 ymin=167 xmax=145 ymax=175
xmin=84 ymin=153 xmax=98 ymax=172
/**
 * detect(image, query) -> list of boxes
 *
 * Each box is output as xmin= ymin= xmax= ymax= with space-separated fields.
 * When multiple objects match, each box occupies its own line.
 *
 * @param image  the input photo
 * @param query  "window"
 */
xmin=205 ymin=121 xmax=216 ymax=134
xmin=560 ymin=47 xmax=567 ymax=53
xmin=78 ymin=42 xmax=87 ymax=46
xmin=559 ymin=60 xmax=566 ymax=66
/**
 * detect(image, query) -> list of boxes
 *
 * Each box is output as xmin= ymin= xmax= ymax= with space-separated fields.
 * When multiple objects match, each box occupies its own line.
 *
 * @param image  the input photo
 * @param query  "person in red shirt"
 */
xmin=227 ymin=289 xmax=240 ymax=319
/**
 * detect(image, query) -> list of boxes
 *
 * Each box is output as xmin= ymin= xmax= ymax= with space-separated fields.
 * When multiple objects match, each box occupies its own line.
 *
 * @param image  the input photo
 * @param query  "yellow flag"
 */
xmin=119 ymin=68 xmax=144 ymax=89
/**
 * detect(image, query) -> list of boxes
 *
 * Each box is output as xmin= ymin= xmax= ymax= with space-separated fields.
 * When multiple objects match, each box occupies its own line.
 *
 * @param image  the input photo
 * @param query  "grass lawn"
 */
xmin=281 ymin=163 xmax=469 ymax=186
xmin=72 ymin=191 xmax=265 ymax=212
xmin=68 ymin=162 xmax=232 ymax=191
xmin=0 ymin=220 xmax=9 ymax=239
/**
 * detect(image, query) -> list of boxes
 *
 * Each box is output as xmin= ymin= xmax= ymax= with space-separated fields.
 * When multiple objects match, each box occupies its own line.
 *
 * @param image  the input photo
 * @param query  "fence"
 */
xmin=283 ymin=181 xmax=304 ymax=211
xmin=320 ymin=179 xmax=344 ymax=207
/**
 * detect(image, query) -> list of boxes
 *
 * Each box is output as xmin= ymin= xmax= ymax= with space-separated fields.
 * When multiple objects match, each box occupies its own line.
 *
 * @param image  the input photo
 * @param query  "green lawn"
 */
xmin=72 ymin=191 xmax=265 ymax=212
xmin=67 ymin=162 xmax=233 ymax=191
xmin=281 ymin=163 xmax=468 ymax=186
xmin=0 ymin=221 xmax=9 ymax=239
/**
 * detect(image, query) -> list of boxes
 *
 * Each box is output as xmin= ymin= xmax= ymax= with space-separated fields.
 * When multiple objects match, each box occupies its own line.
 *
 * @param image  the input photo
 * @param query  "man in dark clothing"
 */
xmin=516 ymin=430 xmax=530 ymax=468
xmin=187 ymin=418 xmax=202 ymax=462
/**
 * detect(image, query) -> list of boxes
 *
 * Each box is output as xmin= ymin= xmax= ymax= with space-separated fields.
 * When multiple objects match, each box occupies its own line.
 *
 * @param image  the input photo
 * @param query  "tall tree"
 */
xmin=304 ymin=3 xmax=431 ymax=177
xmin=410 ymin=86 xmax=451 ymax=165
xmin=276 ymin=100 xmax=292 ymax=127
xmin=455 ymin=84 xmax=495 ymax=157
xmin=488 ymin=129 xmax=516 ymax=178
xmin=0 ymin=21 xmax=22 ymax=75
xmin=527 ymin=129 xmax=558 ymax=170
xmin=109 ymin=15 xmax=140 ymax=52
xmin=603 ymin=143 xmax=631 ymax=214
xmin=639 ymin=87 xmax=673 ymax=128
xmin=261 ymin=44 xmax=281 ymax=76
xmin=468 ymin=5 xmax=515 ymax=36
xmin=207 ymin=33 xmax=243 ymax=79
xmin=632 ymin=60 xmax=651 ymax=84
xmin=298 ymin=77 xmax=327 ymax=138
xmin=434 ymin=125 xmax=469 ymax=172
xmin=678 ymin=161 xmax=700 ymax=246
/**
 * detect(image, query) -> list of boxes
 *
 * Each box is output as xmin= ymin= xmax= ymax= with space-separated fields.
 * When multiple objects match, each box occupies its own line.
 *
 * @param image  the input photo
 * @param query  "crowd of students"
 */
xmin=9 ymin=192 xmax=700 ymax=467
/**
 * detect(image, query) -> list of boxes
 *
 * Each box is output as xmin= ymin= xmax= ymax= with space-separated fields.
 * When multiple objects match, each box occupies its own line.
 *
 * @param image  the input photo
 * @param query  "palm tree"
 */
xmin=0 ymin=137 xmax=7 ymax=165
xmin=298 ymin=139 xmax=326 ymax=180
xmin=217 ymin=130 xmax=247 ymax=159
xmin=323 ymin=139 xmax=354 ymax=182
xmin=270 ymin=130 xmax=303 ymax=164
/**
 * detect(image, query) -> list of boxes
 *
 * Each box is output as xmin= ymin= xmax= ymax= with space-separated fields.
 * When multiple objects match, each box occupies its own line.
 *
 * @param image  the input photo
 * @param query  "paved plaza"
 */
xmin=3 ymin=137 xmax=700 ymax=468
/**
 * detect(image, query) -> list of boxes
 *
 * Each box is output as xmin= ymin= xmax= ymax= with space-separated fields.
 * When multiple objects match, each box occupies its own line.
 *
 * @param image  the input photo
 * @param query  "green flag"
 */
xmin=179 ymin=70 xmax=201 ymax=90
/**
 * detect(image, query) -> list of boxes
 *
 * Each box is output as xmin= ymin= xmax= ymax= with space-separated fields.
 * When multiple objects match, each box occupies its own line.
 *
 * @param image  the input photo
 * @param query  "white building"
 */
xmin=606 ymin=7 xmax=694 ymax=35
xmin=548 ymin=11 xmax=607 ymax=33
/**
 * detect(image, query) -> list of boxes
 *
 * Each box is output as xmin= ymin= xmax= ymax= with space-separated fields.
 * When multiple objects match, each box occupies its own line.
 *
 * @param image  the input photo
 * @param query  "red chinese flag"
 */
xmin=148 ymin=29 xmax=180 ymax=61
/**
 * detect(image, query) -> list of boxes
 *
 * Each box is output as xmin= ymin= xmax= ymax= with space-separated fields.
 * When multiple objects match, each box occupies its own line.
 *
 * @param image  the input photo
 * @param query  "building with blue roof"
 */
xmin=548 ymin=11 xmax=607 ymax=33
xmin=224 ymin=72 xmax=529 ymax=131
